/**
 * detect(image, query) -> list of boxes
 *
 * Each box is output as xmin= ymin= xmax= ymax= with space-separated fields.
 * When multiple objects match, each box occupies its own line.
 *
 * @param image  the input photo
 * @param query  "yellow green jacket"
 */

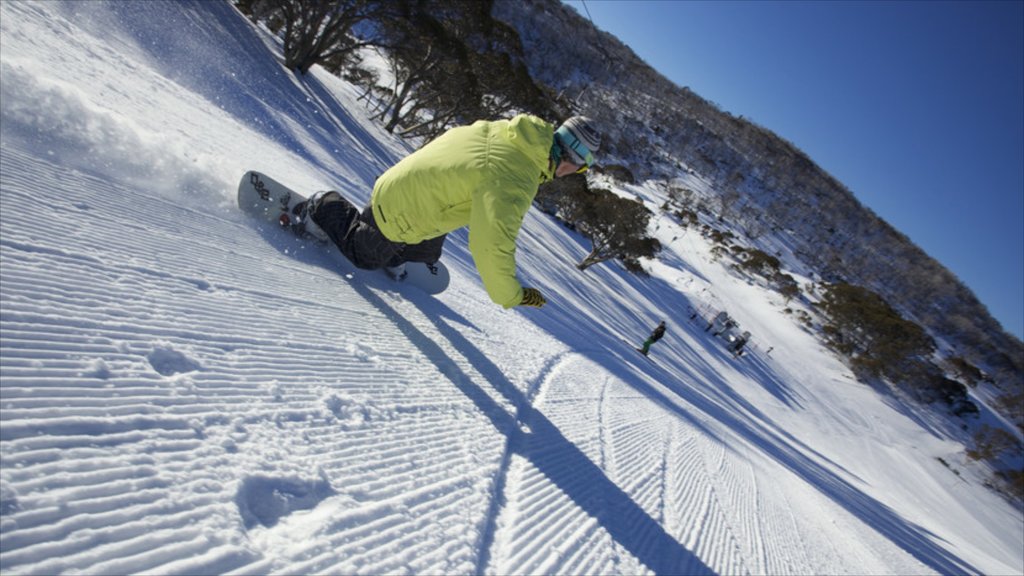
xmin=371 ymin=115 xmax=556 ymax=308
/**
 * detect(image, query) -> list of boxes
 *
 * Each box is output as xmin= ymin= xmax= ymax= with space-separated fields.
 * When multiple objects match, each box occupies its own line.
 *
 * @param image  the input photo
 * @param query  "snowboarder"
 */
xmin=639 ymin=321 xmax=667 ymax=356
xmin=295 ymin=114 xmax=601 ymax=310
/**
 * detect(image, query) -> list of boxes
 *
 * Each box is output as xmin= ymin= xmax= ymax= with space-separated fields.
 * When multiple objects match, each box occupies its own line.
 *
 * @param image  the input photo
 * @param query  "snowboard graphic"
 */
xmin=238 ymin=171 xmax=450 ymax=295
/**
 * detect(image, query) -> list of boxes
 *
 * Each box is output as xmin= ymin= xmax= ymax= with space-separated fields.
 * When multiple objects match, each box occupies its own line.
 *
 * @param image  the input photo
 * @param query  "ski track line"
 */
xmin=741 ymin=448 xmax=825 ymax=575
xmin=599 ymin=381 xmax=683 ymax=574
xmin=749 ymin=459 xmax=816 ymax=575
xmin=700 ymin=438 xmax=753 ymax=572
xmin=664 ymin=424 xmax=747 ymax=575
xmin=487 ymin=354 xmax=721 ymax=575
xmin=714 ymin=440 xmax=840 ymax=575
xmin=485 ymin=353 xmax=613 ymax=575
xmin=663 ymin=420 xmax=695 ymax=547
xmin=474 ymin=350 xmax=574 ymax=575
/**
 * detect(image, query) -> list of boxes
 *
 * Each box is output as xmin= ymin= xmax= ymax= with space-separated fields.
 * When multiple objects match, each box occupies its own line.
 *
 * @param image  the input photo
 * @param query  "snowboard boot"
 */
xmin=289 ymin=191 xmax=342 ymax=242
xmin=385 ymin=263 xmax=407 ymax=281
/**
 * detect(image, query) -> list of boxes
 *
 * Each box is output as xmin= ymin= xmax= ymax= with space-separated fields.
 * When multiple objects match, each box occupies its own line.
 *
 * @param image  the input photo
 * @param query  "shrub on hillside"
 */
xmin=535 ymin=175 xmax=660 ymax=272
xmin=945 ymin=356 xmax=987 ymax=387
xmin=998 ymin=468 xmax=1024 ymax=502
xmin=674 ymin=208 xmax=699 ymax=227
xmin=738 ymin=248 xmax=781 ymax=278
xmin=775 ymin=273 xmax=801 ymax=302
xmin=968 ymin=425 xmax=1020 ymax=462
xmin=727 ymin=247 xmax=802 ymax=302
xmin=818 ymin=283 xmax=987 ymax=418
xmin=819 ymin=282 xmax=935 ymax=379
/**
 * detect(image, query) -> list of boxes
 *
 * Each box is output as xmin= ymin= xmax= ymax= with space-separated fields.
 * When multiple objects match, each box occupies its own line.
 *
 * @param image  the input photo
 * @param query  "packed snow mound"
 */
xmin=1 ymin=2 xmax=1020 ymax=575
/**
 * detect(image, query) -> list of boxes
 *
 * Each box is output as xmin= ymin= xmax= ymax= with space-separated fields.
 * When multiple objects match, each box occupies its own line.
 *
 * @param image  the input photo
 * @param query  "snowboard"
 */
xmin=238 ymin=171 xmax=450 ymax=295
xmin=621 ymin=338 xmax=656 ymax=362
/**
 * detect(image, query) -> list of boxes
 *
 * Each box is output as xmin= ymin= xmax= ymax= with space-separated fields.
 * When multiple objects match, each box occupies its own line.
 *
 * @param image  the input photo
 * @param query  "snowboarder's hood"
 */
xmin=504 ymin=114 xmax=557 ymax=183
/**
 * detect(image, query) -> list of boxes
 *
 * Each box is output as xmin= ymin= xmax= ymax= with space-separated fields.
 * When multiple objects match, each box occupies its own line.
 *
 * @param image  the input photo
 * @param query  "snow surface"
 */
xmin=0 ymin=2 xmax=1020 ymax=575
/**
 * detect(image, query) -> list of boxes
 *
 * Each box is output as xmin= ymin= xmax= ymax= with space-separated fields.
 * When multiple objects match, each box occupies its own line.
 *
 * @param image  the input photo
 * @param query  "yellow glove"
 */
xmin=519 ymin=287 xmax=547 ymax=308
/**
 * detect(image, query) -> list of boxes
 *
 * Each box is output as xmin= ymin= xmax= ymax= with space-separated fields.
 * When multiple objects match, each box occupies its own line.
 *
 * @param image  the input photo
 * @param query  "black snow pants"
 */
xmin=312 ymin=198 xmax=446 ymax=270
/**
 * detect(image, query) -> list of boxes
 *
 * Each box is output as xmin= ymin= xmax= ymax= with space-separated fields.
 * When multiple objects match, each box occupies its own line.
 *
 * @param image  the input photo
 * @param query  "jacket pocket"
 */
xmin=393 ymin=213 xmax=413 ymax=236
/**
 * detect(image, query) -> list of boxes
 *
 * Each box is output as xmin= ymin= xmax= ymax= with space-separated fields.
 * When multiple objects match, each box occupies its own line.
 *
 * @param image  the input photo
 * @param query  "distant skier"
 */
xmin=293 ymin=114 xmax=601 ymax=310
xmin=639 ymin=321 xmax=667 ymax=356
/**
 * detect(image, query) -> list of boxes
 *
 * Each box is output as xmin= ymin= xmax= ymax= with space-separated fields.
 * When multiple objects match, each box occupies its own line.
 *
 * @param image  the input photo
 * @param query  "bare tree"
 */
xmin=274 ymin=0 xmax=378 ymax=74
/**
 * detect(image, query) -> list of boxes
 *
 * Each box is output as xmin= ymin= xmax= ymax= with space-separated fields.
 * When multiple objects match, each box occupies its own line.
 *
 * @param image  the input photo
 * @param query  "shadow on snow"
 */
xmin=521 ymin=250 xmax=980 ymax=576
xmin=379 ymin=290 xmax=715 ymax=575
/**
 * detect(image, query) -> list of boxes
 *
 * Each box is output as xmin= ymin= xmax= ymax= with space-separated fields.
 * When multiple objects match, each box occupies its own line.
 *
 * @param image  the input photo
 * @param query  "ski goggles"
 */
xmin=555 ymin=126 xmax=595 ymax=172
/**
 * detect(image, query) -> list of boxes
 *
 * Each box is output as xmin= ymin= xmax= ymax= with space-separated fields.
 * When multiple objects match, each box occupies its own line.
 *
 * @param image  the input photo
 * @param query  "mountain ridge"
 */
xmin=492 ymin=0 xmax=1022 ymax=391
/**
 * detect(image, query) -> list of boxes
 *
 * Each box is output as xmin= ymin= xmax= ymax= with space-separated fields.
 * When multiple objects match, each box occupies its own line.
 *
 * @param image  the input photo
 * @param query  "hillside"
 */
xmin=493 ymin=0 xmax=1023 ymax=393
xmin=0 ymin=2 xmax=1021 ymax=575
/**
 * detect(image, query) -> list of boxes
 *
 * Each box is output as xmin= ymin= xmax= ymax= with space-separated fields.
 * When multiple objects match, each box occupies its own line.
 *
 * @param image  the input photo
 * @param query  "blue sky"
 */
xmin=564 ymin=0 xmax=1023 ymax=340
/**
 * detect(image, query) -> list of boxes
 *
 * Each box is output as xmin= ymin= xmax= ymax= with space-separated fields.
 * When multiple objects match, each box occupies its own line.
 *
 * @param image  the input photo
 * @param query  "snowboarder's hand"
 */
xmin=519 ymin=287 xmax=547 ymax=308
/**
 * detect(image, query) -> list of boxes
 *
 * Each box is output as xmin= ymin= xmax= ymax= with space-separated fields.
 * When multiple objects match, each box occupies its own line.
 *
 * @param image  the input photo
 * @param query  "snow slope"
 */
xmin=0 ymin=2 xmax=1020 ymax=574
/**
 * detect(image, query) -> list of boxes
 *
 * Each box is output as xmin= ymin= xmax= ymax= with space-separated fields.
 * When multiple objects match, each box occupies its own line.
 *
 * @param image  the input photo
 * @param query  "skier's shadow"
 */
xmin=357 ymin=288 xmax=712 ymax=575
